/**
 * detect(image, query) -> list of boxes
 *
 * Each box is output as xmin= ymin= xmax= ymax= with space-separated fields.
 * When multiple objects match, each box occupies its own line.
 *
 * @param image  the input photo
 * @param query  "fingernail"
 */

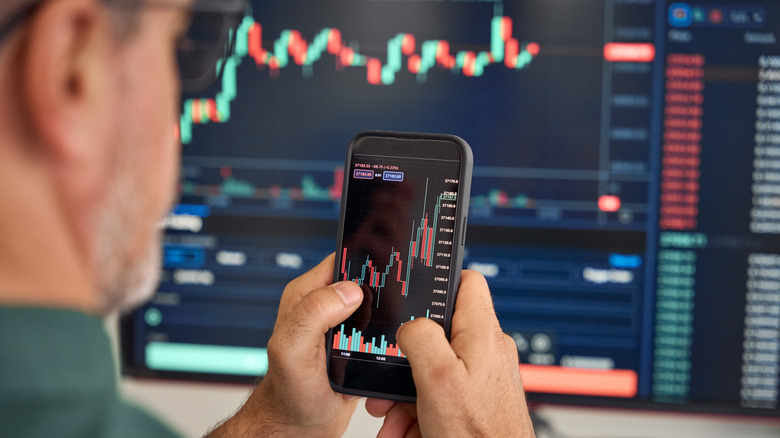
xmin=334 ymin=282 xmax=362 ymax=307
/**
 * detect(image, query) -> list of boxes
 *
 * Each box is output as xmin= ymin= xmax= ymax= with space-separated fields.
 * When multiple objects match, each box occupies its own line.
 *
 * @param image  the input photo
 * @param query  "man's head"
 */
xmin=0 ymin=0 xmax=192 ymax=315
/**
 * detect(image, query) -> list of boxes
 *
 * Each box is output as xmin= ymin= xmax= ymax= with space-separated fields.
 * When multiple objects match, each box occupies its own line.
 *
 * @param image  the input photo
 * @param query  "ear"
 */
xmin=20 ymin=0 xmax=114 ymax=167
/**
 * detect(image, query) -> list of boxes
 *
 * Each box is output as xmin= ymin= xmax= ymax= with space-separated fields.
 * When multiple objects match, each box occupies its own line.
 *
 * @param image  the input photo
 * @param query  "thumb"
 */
xmin=396 ymin=318 xmax=458 ymax=383
xmin=278 ymin=281 xmax=364 ymax=354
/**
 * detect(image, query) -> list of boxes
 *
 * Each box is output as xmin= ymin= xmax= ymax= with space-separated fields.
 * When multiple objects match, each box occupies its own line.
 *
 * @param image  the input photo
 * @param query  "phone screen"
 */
xmin=328 ymin=132 xmax=472 ymax=401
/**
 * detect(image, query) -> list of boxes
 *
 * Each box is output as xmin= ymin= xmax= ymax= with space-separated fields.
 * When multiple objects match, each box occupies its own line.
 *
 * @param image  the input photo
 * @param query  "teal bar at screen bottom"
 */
xmin=146 ymin=342 xmax=268 ymax=376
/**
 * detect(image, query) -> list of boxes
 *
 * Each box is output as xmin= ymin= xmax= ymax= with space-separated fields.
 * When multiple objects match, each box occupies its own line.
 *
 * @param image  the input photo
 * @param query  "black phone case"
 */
xmin=326 ymin=130 xmax=473 ymax=402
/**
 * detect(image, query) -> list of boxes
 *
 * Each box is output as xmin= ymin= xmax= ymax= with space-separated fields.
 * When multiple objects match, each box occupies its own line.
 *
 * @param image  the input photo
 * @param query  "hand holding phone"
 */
xmin=364 ymin=271 xmax=535 ymax=437
xmin=327 ymin=131 xmax=473 ymax=401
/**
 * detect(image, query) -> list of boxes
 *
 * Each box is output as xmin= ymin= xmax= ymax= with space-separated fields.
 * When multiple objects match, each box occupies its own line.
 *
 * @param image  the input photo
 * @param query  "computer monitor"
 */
xmin=121 ymin=0 xmax=780 ymax=417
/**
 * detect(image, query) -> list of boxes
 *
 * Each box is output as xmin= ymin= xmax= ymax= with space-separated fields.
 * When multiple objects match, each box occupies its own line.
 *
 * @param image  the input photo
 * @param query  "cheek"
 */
xmin=123 ymin=41 xmax=181 ymax=220
xmin=149 ymin=71 xmax=181 ymax=217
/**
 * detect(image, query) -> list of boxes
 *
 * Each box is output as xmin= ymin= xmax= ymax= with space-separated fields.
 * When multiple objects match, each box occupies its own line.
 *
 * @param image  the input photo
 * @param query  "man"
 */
xmin=0 ymin=0 xmax=535 ymax=436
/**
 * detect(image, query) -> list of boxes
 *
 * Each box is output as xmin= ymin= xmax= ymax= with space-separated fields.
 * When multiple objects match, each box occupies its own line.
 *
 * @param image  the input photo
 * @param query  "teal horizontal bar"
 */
xmin=146 ymin=342 xmax=268 ymax=376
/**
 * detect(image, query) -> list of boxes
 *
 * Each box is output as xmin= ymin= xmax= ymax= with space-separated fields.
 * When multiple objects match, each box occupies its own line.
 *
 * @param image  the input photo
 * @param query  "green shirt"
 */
xmin=0 ymin=307 xmax=181 ymax=438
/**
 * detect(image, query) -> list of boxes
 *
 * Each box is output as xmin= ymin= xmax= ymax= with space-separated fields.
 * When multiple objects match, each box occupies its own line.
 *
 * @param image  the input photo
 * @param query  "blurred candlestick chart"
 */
xmin=179 ymin=10 xmax=540 ymax=144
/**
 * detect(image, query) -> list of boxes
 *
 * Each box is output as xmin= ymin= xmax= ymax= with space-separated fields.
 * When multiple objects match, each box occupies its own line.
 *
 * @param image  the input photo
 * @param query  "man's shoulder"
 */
xmin=0 ymin=307 xmax=182 ymax=438
xmin=0 ymin=394 xmax=182 ymax=438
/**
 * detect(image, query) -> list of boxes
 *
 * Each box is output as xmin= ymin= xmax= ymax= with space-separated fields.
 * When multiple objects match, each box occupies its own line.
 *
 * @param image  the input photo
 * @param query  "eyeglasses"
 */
xmin=0 ymin=0 xmax=249 ymax=93
xmin=168 ymin=0 xmax=249 ymax=92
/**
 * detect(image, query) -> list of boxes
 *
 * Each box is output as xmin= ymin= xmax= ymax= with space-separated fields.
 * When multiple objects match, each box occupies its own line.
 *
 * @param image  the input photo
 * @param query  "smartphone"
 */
xmin=326 ymin=131 xmax=473 ymax=402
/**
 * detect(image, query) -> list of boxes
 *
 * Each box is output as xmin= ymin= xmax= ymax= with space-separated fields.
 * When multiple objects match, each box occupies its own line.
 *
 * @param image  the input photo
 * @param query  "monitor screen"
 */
xmin=121 ymin=0 xmax=780 ymax=417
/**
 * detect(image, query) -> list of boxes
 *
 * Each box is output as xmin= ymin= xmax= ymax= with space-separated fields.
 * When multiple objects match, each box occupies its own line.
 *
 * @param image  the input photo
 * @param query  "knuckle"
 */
xmin=266 ymin=335 xmax=285 ymax=364
xmin=500 ymin=333 xmax=520 ymax=360
xmin=499 ymin=332 xmax=515 ymax=349
xmin=423 ymin=360 xmax=460 ymax=390
xmin=278 ymin=278 xmax=306 ymax=310
xmin=297 ymin=288 xmax=332 ymax=319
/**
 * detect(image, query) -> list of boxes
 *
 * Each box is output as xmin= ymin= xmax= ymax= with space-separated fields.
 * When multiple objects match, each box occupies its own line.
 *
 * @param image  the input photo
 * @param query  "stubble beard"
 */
xmin=92 ymin=151 xmax=166 ymax=316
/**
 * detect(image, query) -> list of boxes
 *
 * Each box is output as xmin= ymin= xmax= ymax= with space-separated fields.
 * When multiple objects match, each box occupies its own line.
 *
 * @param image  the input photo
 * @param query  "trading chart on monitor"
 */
xmin=122 ymin=0 xmax=780 ymax=416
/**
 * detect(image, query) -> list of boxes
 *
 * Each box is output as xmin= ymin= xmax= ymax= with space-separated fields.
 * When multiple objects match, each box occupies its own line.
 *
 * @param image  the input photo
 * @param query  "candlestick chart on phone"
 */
xmin=331 ymin=155 xmax=461 ymax=361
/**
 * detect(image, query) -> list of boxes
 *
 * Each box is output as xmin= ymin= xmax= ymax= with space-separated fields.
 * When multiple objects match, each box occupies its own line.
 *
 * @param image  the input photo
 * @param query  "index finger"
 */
xmin=277 ymin=253 xmax=335 ymax=316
